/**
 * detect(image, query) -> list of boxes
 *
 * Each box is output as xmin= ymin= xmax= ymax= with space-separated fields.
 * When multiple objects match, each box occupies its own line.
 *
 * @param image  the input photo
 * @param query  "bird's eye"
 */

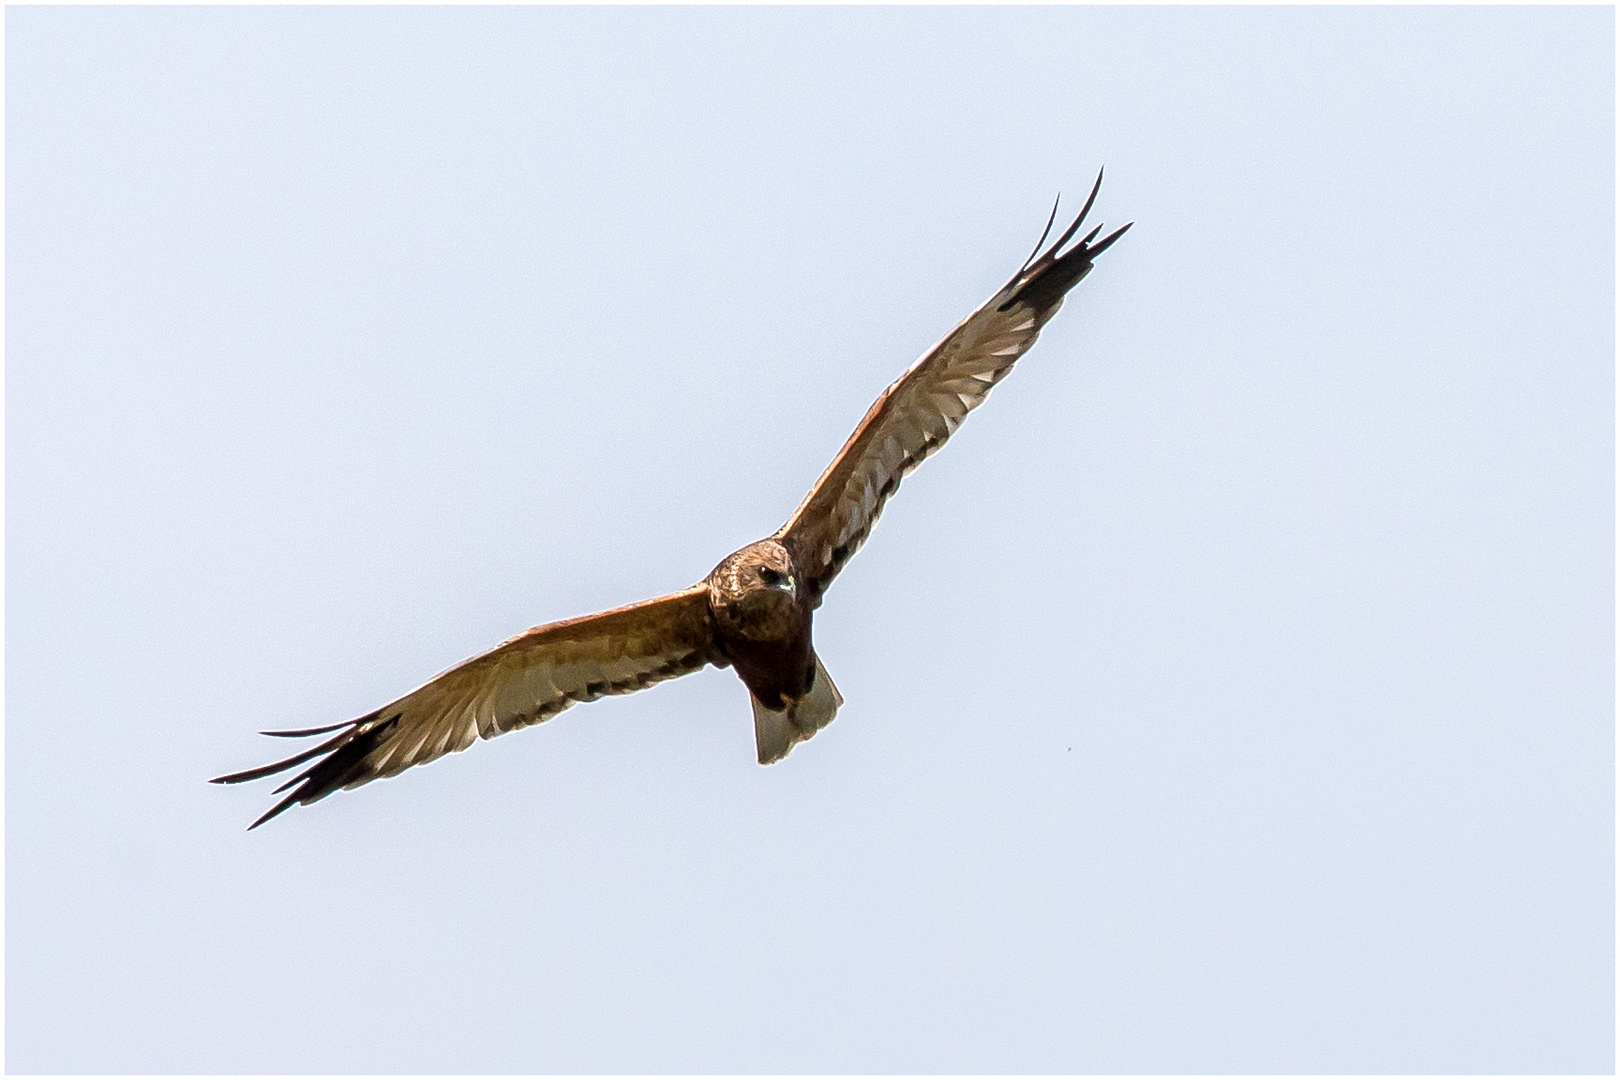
xmin=759 ymin=568 xmax=783 ymax=586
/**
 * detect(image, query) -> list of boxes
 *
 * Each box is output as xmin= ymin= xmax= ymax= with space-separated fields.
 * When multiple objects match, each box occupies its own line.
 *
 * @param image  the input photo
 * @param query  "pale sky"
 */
xmin=7 ymin=6 xmax=1613 ymax=1072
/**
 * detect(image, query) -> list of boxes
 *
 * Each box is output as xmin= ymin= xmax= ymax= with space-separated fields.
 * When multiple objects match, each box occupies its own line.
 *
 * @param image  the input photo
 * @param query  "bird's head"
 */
xmin=706 ymin=540 xmax=801 ymax=638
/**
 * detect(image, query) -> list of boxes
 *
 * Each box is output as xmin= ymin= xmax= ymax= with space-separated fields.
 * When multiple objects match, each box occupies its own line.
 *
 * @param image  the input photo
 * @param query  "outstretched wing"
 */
xmin=776 ymin=171 xmax=1130 ymax=605
xmin=213 ymin=585 xmax=716 ymax=828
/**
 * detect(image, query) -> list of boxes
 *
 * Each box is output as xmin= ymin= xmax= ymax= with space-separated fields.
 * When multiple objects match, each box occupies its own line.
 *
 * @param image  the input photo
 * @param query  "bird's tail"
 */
xmin=752 ymin=652 xmax=843 ymax=765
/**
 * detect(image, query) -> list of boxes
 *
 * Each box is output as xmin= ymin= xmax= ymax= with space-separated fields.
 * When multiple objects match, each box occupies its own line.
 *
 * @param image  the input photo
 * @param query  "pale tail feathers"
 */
xmin=753 ymin=653 xmax=844 ymax=765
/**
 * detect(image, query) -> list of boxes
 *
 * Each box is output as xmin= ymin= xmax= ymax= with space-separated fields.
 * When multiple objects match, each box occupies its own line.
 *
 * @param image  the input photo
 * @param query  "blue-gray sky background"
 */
xmin=7 ymin=6 xmax=1613 ymax=1073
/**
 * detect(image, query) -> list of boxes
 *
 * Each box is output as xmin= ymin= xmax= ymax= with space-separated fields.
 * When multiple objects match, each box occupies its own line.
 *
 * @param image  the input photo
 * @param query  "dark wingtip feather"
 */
xmin=1019 ymin=193 xmax=1062 ymax=272
xmin=1076 ymin=166 xmax=1105 ymax=236
xmin=247 ymin=792 xmax=303 ymax=830
xmin=1088 ymin=221 xmax=1133 ymax=258
xmin=260 ymin=720 xmax=357 ymax=738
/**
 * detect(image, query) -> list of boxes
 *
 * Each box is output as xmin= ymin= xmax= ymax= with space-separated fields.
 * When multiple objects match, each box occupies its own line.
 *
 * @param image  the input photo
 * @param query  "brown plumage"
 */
xmin=213 ymin=171 xmax=1129 ymax=828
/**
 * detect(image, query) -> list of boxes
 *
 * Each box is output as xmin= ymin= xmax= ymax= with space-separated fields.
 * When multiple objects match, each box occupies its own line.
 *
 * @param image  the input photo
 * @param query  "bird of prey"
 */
xmin=214 ymin=172 xmax=1130 ymax=828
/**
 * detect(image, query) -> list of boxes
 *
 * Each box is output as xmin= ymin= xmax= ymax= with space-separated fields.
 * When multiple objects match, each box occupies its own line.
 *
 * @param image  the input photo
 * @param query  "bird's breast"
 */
xmin=716 ymin=618 xmax=815 ymax=710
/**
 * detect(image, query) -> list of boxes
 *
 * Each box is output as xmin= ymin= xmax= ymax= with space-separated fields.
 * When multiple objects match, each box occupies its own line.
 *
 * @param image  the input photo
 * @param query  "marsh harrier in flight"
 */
xmin=215 ymin=173 xmax=1130 ymax=827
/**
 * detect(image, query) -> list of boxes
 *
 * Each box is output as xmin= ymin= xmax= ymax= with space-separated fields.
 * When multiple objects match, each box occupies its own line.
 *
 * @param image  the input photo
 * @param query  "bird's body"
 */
xmin=706 ymin=540 xmax=814 ymax=710
xmin=215 ymin=173 xmax=1129 ymax=828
